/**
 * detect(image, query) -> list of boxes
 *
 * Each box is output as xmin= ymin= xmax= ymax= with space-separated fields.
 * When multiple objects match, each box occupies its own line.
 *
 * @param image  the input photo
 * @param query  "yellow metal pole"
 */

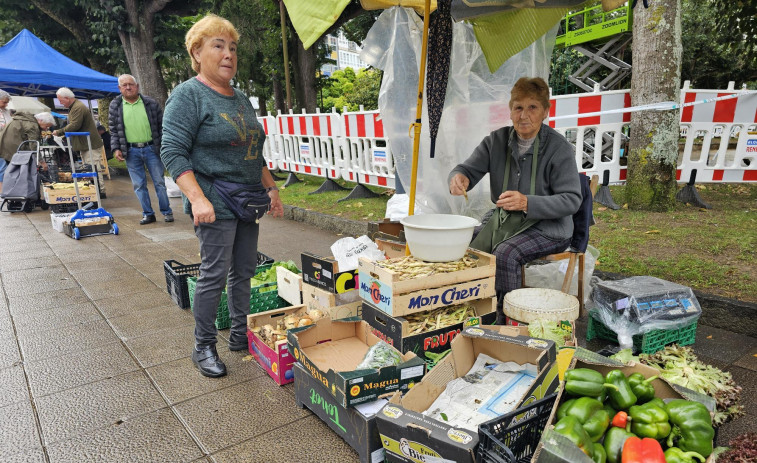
xmin=408 ymin=0 xmax=431 ymax=217
xmin=406 ymin=0 xmax=431 ymax=256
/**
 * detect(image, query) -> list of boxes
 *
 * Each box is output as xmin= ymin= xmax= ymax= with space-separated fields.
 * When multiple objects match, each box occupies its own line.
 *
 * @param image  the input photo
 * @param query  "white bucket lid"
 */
xmin=503 ymin=288 xmax=579 ymax=323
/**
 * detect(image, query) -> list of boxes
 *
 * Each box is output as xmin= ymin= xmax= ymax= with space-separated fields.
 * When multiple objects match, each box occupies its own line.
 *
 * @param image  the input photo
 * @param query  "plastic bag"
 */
xmin=524 ymin=245 xmax=600 ymax=304
xmin=330 ymin=235 xmax=386 ymax=271
xmin=356 ymin=341 xmax=404 ymax=370
xmin=164 ymin=176 xmax=181 ymax=198
xmin=384 ymin=193 xmax=431 ymax=221
xmin=587 ymin=276 xmax=702 ymax=350
xmin=361 ymin=7 xmax=557 ymax=220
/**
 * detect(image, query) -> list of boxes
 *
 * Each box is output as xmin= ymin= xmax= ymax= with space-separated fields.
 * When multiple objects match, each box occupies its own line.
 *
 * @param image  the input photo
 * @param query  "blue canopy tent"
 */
xmin=0 ymin=29 xmax=118 ymax=99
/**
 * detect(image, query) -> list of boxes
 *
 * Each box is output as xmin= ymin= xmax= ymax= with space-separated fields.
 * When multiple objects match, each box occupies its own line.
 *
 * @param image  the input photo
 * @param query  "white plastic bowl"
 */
xmin=400 ymin=214 xmax=480 ymax=262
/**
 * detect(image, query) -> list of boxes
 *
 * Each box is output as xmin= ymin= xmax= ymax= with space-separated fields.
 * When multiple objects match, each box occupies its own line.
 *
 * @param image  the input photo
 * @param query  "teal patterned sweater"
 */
xmin=160 ymin=77 xmax=266 ymax=219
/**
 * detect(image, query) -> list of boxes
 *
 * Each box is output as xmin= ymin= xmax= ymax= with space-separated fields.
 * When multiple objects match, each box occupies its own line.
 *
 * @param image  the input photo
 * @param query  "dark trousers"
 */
xmin=493 ymin=227 xmax=570 ymax=297
xmin=193 ymin=219 xmax=260 ymax=347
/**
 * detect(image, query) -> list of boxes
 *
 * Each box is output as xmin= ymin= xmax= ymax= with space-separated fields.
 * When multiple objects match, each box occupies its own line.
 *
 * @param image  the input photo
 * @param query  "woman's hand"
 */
xmin=449 ymin=173 xmax=470 ymax=196
xmin=191 ymin=197 xmax=216 ymax=226
xmin=497 ymin=190 xmax=528 ymax=212
xmin=268 ymin=191 xmax=284 ymax=218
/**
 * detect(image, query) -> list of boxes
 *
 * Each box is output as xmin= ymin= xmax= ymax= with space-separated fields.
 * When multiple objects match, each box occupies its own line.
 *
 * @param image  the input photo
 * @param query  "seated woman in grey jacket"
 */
xmin=448 ymin=77 xmax=581 ymax=324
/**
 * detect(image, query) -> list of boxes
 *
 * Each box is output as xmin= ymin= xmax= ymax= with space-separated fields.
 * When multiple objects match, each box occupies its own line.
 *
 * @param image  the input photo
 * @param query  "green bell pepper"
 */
xmin=665 ymin=399 xmax=715 ymax=458
xmin=646 ymin=397 xmax=666 ymax=409
xmin=565 ymin=368 xmax=618 ymax=398
xmin=665 ymin=447 xmax=705 ymax=463
xmin=554 ymin=415 xmax=594 ymax=458
xmin=628 ymin=401 xmax=671 ymax=439
xmin=603 ymin=426 xmax=635 ymax=463
xmin=592 ymin=443 xmax=607 ymax=463
xmin=663 ymin=447 xmax=706 ymax=463
xmin=627 ymin=373 xmax=657 ymax=404
xmin=604 ymin=370 xmax=637 ymax=410
xmin=556 ymin=397 xmax=611 ymax=442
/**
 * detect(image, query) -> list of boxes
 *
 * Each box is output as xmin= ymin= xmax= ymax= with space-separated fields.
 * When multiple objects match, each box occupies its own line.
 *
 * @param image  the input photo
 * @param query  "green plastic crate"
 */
xmin=586 ymin=310 xmax=697 ymax=354
xmin=186 ymin=264 xmax=289 ymax=330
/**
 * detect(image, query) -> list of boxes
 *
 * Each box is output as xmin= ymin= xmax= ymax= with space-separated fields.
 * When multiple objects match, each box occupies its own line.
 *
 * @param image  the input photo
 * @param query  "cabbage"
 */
xmin=527 ymin=319 xmax=572 ymax=348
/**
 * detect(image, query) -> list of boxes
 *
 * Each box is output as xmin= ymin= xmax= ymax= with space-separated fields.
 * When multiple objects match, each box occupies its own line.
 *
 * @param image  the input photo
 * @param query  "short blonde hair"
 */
xmin=185 ymin=14 xmax=239 ymax=73
xmin=509 ymin=77 xmax=551 ymax=111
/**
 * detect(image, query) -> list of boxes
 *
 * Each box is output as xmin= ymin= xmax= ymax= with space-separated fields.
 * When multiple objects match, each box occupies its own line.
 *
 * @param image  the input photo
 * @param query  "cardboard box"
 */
xmin=276 ymin=266 xmax=302 ymax=305
xmin=376 ymin=325 xmax=559 ymax=463
xmin=361 ymin=298 xmax=497 ymax=357
xmin=358 ymin=249 xmax=496 ymax=317
xmin=246 ymin=305 xmax=325 ymax=385
xmin=532 ymin=348 xmax=717 ymax=463
xmin=293 ymin=362 xmax=386 ymax=463
xmin=301 ymin=283 xmax=362 ymax=319
xmin=301 ymin=252 xmax=359 ymax=294
xmin=43 ymin=185 xmax=96 ymax=204
xmin=374 ymin=238 xmax=406 ymax=259
xmin=287 ymin=319 xmax=426 ymax=408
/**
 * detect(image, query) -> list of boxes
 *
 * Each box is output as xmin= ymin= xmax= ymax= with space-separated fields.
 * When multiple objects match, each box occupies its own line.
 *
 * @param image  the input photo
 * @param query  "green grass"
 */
xmin=276 ymin=177 xmax=756 ymax=303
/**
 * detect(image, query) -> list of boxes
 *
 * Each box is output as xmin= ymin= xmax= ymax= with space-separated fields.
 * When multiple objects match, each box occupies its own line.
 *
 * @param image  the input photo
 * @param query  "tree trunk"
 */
xmin=293 ymin=39 xmax=318 ymax=113
xmin=272 ymin=74 xmax=285 ymax=114
xmin=118 ymin=0 xmax=169 ymax=107
xmin=257 ymin=95 xmax=268 ymax=116
xmin=626 ymin=0 xmax=682 ymax=211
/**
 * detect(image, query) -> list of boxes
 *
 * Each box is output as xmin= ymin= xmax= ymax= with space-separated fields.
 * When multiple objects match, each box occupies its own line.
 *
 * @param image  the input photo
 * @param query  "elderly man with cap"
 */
xmin=52 ymin=87 xmax=106 ymax=196
xmin=109 ymin=74 xmax=173 ymax=224
xmin=0 ymin=90 xmax=12 ymax=130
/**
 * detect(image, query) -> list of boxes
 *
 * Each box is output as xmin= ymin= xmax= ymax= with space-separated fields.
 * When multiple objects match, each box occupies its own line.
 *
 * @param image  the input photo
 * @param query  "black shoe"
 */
xmin=228 ymin=334 xmax=248 ymax=352
xmin=192 ymin=346 xmax=227 ymax=378
xmin=139 ymin=214 xmax=156 ymax=225
xmin=100 ymin=191 xmax=107 ymax=199
xmin=164 ymin=214 xmax=174 ymax=223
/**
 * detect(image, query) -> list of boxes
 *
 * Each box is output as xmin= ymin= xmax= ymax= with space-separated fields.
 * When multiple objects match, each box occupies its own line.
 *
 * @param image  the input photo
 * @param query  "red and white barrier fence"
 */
xmin=257 ymin=82 xmax=755 ymax=191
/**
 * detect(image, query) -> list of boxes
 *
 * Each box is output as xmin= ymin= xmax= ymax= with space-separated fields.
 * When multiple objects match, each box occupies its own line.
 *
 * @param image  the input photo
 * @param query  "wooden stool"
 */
xmin=521 ymin=251 xmax=586 ymax=317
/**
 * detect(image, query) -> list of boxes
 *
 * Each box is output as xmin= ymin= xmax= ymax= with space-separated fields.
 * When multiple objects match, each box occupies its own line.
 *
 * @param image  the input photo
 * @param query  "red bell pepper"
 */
xmin=621 ymin=436 xmax=665 ymax=463
xmin=611 ymin=411 xmax=628 ymax=428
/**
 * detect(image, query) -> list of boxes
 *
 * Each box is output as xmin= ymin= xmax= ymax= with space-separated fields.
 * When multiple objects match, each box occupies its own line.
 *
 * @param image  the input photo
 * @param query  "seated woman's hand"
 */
xmin=191 ymin=197 xmax=216 ymax=226
xmin=449 ymin=173 xmax=470 ymax=196
xmin=497 ymin=190 xmax=528 ymax=212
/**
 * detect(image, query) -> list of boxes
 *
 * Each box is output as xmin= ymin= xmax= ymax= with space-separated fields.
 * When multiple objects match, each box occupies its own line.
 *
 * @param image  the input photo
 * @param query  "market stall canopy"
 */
xmin=0 ymin=29 xmax=119 ymax=99
xmin=7 ymin=96 xmax=51 ymax=113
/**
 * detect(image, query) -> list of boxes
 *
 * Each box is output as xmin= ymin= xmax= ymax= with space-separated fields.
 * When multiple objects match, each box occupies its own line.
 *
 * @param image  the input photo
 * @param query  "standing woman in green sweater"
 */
xmin=161 ymin=14 xmax=284 ymax=378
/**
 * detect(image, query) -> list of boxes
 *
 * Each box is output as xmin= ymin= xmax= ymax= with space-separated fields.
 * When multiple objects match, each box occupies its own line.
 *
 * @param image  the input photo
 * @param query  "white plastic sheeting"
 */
xmin=361 ymin=7 xmax=558 ymax=221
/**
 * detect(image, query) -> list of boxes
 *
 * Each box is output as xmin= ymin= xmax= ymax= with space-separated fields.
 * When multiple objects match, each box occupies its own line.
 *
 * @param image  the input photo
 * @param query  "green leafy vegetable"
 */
xmin=528 ymin=319 xmax=572 ymax=348
xmin=610 ymin=349 xmax=639 ymax=365
xmin=356 ymin=341 xmax=403 ymax=370
xmin=250 ymin=261 xmax=300 ymax=292
xmin=639 ymin=345 xmax=744 ymax=426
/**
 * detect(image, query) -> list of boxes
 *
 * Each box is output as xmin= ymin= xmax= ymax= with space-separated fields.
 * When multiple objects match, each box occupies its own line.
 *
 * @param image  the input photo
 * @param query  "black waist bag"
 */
xmin=213 ymin=179 xmax=270 ymax=223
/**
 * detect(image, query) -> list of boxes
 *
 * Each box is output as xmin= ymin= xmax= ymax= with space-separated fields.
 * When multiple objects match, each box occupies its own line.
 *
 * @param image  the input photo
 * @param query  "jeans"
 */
xmin=125 ymin=145 xmax=172 ymax=216
xmin=193 ymin=219 xmax=260 ymax=347
xmin=0 ymin=158 xmax=7 ymax=182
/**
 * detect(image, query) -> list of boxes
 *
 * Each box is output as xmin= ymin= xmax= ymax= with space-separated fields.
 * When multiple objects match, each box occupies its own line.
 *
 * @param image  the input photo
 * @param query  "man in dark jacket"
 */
xmin=109 ymin=74 xmax=173 ymax=224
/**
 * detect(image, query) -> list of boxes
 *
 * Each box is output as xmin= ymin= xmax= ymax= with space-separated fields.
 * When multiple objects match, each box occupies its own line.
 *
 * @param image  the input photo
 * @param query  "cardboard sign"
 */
xmin=302 ymin=252 xmax=359 ymax=294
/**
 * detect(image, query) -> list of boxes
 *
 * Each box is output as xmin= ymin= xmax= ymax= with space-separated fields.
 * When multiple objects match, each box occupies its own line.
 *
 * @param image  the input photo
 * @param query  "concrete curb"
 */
xmin=280 ymin=208 xmax=756 ymax=337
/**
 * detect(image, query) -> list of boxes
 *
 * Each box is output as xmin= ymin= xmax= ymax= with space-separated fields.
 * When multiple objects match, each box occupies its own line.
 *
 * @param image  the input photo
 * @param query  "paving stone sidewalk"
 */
xmin=0 ymin=174 xmax=753 ymax=462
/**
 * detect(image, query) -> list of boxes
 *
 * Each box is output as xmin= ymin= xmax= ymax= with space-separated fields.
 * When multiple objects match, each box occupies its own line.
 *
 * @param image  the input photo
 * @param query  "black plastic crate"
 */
xmin=164 ymin=252 xmax=275 ymax=309
xmin=477 ymin=393 xmax=558 ymax=463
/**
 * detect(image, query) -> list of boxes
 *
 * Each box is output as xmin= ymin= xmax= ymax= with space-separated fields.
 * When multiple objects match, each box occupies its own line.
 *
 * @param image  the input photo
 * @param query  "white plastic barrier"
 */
xmin=257 ymin=115 xmax=281 ymax=171
xmin=677 ymin=82 xmax=757 ymax=183
xmin=277 ymin=110 xmax=342 ymax=180
xmin=341 ymin=109 xmax=395 ymax=189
